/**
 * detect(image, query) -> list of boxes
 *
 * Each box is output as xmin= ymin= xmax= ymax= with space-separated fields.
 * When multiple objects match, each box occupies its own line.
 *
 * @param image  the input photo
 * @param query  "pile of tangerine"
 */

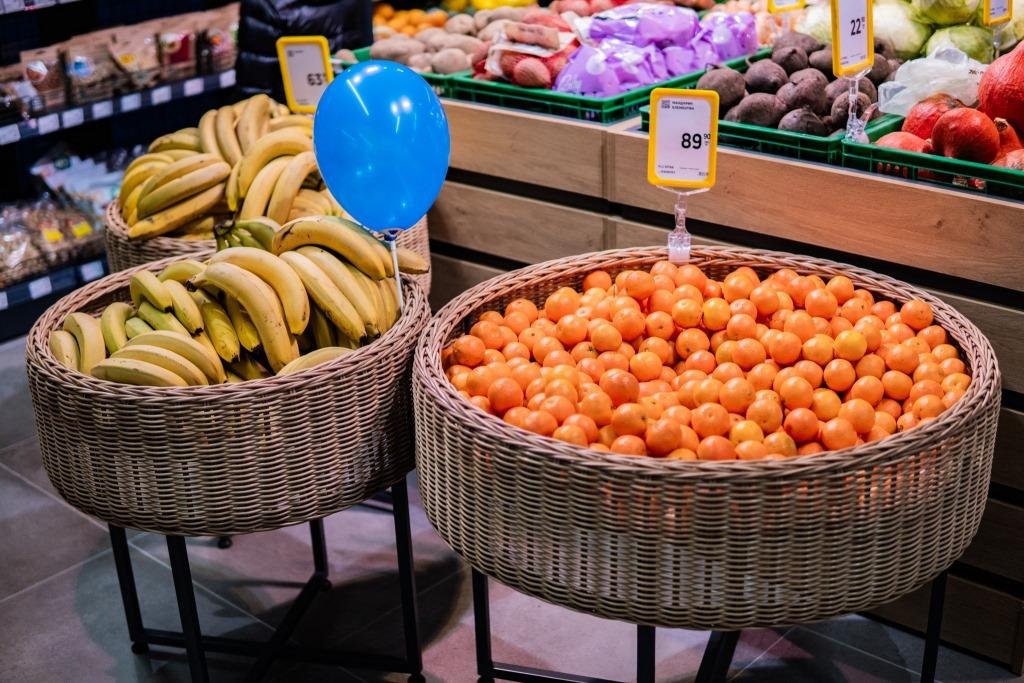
xmin=440 ymin=261 xmax=971 ymax=460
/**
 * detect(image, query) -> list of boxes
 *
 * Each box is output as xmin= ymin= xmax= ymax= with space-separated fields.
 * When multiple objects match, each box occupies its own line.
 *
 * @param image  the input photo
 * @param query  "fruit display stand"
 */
xmin=24 ymin=255 xmax=432 ymax=682
xmin=425 ymin=99 xmax=1024 ymax=674
xmin=414 ymin=245 xmax=1001 ymax=682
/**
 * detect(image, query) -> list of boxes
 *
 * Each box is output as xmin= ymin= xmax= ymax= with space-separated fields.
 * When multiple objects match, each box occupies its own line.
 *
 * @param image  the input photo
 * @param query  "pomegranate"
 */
xmin=995 ymin=118 xmax=1022 ymax=158
xmin=994 ymin=149 xmax=1024 ymax=171
xmin=876 ymin=131 xmax=932 ymax=154
xmin=978 ymin=42 xmax=1024 ymax=136
xmin=930 ymin=108 xmax=1000 ymax=164
xmin=902 ymin=94 xmax=963 ymax=141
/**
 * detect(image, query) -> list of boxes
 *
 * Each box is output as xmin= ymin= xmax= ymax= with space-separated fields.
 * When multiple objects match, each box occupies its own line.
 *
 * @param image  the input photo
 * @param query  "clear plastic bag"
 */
xmin=878 ymin=47 xmax=987 ymax=116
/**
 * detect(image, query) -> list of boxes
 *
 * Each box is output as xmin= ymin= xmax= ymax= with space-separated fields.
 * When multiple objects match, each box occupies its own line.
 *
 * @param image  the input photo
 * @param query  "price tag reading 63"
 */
xmin=830 ymin=0 xmax=874 ymax=77
xmin=983 ymin=0 xmax=1012 ymax=24
xmin=647 ymin=88 xmax=719 ymax=190
xmin=276 ymin=36 xmax=333 ymax=114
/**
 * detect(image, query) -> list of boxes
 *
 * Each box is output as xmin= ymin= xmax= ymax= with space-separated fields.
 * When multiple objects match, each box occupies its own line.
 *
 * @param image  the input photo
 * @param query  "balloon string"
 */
xmin=384 ymin=230 xmax=405 ymax=312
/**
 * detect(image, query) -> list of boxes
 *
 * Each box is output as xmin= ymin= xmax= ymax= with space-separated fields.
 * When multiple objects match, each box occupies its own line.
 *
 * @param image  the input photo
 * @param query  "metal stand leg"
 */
xmin=109 ymin=525 xmax=149 ymax=654
xmin=217 ymin=536 xmax=233 ymax=549
xmin=166 ymin=536 xmax=210 ymax=683
xmin=695 ymin=631 xmax=739 ymax=683
xmin=637 ymin=626 xmax=656 ymax=683
xmin=392 ymin=479 xmax=425 ymax=682
xmin=309 ymin=519 xmax=330 ymax=585
xmin=920 ymin=570 xmax=948 ymax=683
xmin=472 ymin=569 xmax=494 ymax=682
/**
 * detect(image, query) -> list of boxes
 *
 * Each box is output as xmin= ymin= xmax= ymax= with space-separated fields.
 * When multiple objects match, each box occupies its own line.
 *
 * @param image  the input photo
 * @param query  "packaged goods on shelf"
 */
xmin=0 ymin=197 xmax=103 ymax=288
xmin=20 ymin=45 xmax=66 ymax=113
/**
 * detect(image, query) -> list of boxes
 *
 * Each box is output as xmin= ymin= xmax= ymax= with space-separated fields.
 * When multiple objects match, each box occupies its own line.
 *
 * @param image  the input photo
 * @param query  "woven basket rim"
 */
xmin=106 ymin=201 xmax=217 ymax=251
xmin=27 ymin=252 xmax=428 ymax=399
xmin=414 ymin=245 xmax=1001 ymax=478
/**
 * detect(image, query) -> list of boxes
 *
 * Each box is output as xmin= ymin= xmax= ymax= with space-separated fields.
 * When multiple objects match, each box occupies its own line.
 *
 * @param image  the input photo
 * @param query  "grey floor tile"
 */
xmin=0 ymin=466 xmax=110 ymax=599
xmin=0 ymin=437 xmax=55 ymax=494
xmin=0 ymin=336 xmax=36 ymax=447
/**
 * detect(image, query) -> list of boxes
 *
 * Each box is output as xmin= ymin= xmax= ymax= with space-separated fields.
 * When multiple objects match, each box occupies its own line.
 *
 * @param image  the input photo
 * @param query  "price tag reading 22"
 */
xmin=830 ymin=0 xmax=874 ymax=77
xmin=983 ymin=0 xmax=1012 ymax=25
xmin=647 ymin=89 xmax=719 ymax=190
xmin=276 ymin=36 xmax=333 ymax=114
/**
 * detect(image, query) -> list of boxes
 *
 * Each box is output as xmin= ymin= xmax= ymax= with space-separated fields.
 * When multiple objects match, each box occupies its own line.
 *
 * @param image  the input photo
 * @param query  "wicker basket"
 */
xmin=104 ymin=204 xmax=433 ymax=295
xmin=413 ymin=246 xmax=1001 ymax=630
xmin=26 ymin=255 xmax=431 ymax=537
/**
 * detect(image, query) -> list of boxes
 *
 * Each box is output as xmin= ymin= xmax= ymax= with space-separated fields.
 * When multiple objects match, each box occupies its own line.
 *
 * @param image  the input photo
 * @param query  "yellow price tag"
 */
xmin=767 ymin=0 xmax=806 ymax=13
xmin=830 ymin=0 xmax=874 ymax=77
xmin=71 ymin=221 xmax=93 ymax=238
xmin=647 ymin=89 xmax=719 ymax=191
xmin=983 ymin=0 xmax=1012 ymax=24
xmin=43 ymin=228 xmax=64 ymax=243
xmin=276 ymin=36 xmax=333 ymax=114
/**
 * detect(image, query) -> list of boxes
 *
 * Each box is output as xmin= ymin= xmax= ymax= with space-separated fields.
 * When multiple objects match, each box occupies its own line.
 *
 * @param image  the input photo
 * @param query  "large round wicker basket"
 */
xmin=26 ymin=255 xmax=431 ymax=536
xmin=412 ymin=246 xmax=1001 ymax=630
xmin=104 ymin=204 xmax=433 ymax=295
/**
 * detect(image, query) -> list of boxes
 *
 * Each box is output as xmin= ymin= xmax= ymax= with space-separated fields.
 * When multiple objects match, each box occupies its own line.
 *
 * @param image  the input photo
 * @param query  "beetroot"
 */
xmin=930 ymin=108 xmax=1000 ymax=164
xmin=995 ymin=118 xmax=1022 ymax=158
xmin=994 ymin=149 xmax=1024 ymax=171
xmin=876 ymin=131 xmax=932 ymax=154
xmin=978 ymin=42 xmax=1024 ymax=136
xmin=902 ymin=94 xmax=963 ymax=141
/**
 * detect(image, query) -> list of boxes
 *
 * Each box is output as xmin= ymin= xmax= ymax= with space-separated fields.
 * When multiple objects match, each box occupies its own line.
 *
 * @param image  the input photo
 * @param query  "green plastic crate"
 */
xmin=336 ymin=46 xmax=467 ymax=97
xmin=446 ymin=49 xmax=768 ymax=124
xmin=843 ymin=116 xmax=1024 ymax=201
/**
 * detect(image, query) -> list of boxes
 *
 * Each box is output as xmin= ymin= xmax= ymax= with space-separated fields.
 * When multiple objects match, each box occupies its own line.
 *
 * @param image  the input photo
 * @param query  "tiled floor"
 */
xmin=0 ymin=334 xmax=1020 ymax=683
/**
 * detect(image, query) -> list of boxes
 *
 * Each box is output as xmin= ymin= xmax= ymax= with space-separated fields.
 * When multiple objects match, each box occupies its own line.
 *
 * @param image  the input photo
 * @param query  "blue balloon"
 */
xmin=313 ymin=61 xmax=450 ymax=232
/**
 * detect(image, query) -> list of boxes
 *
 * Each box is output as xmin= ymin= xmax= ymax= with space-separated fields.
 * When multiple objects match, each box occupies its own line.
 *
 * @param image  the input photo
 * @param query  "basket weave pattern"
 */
xmin=413 ymin=246 xmax=1001 ymax=630
xmin=26 ymin=255 xmax=431 ymax=536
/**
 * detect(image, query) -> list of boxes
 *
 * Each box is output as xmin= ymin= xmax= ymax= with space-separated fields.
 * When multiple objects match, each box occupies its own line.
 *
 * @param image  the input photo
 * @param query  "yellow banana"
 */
xmin=125 ymin=153 xmax=173 ymax=176
xmin=198 ymin=109 xmax=223 ymax=160
xmin=128 ymin=183 xmax=225 ymax=239
xmin=231 ymin=99 xmax=248 ymax=117
xmin=124 ymin=317 xmax=153 ymax=339
xmin=120 ymin=183 xmax=147 ymax=224
xmin=162 ymin=150 xmax=199 ymax=161
xmin=225 ymin=161 xmax=241 ymax=212
xmin=144 ymin=153 xmax=224 ymax=195
xmin=397 ymin=247 xmax=430 ymax=275
xmin=278 ymin=251 xmax=365 ymax=340
xmin=192 ymin=330 xmax=219 ymax=365
xmin=137 ymin=162 xmax=231 ymax=220
xmin=238 ymin=156 xmax=291 ymax=220
xmin=297 ymin=188 xmax=331 ymax=214
xmin=125 ymin=330 xmax=225 ymax=384
xmin=308 ymin=305 xmax=335 ymax=349
xmin=190 ymin=262 xmax=296 ymax=372
xmin=273 ymin=216 xmax=387 ymax=280
xmin=224 ymin=296 xmax=261 ymax=352
xmin=237 ymin=129 xmax=312 ymax=197
xmin=200 ymin=301 xmax=241 ymax=363
xmin=268 ymin=115 xmax=313 ymax=132
xmin=215 ymin=106 xmax=243 ymax=165
xmin=321 ymin=189 xmax=345 ymax=218
xmin=158 ymin=259 xmax=206 ymax=284
xmin=208 ymin=247 xmax=309 ymax=334
xmin=137 ymin=301 xmax=190 ymax=336
xmin=266 ymin=151 xmax=318 ymax=225
xmin=119 ymin=161 xmax=168 ymax=209
xmin=378 ymin=277 xmax=400 ymax=330
xmin=148 ymin=130 xmax=201 ymax=153
xmin=297 ymin=246 xmax=379 ymax=335
xmin=225 ymin=370 xmax=245 ymax=383
xmin=236 ymin=93 xmax=270 ymax=153
xmin=178 ymin=127 xmax=200 ymax=137
xmin=344 ymin=262 xmax=388 ymax=333
xmin=112 ymin=344 xmax=208 ymax=386
xmin=277 ymin=346 xmax=353 ymax=376
xmin=172 ymin=216 xmax=217 ymax=237
xmin=164 ymin=280 xmax=204 ymax=335
xmin=229 ymin=355 xmax=269 ymax=380
xmin=129 ymin=271 xmax=172 ymax=311
xmin=291 ymin=196 xmax=321 ymax=216
xmin=48 ymin=330 xmax=79 ymax=370
xmin=62 ymin=312 xmax=105 ymax=373
xmin=234 ymin=217 xmax=278 ymax=251
xmin=276 ymin=102 xmax=290 ymax=117
xmin=351 ymin=227 xmax=394 ymax=277
xmin=92 ymin=357 xmax=188 ymax=387
xmin=100 ymin=302 xmax=134 ymax=354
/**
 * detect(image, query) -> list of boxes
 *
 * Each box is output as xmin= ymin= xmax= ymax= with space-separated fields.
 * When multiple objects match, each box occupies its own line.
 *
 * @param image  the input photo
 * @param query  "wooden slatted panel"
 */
xmin=962 ymin=500 xmax=1024 ymax=583
xmin=429 ymin=253 xmax=508 ymax=312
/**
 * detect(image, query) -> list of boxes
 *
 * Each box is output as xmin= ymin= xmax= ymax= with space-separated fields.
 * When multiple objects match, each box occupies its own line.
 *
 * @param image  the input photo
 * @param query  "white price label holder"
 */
xmin=183 ymin=78 xmax=204 ymax=97
xmin=151 ymin=85 xmax=172 ymax=105
xmin=61 ymin=108 xmax=83 ymax=129
xmin=91 ymin=100 xmax=113 ymax=120
xmin=276 ymin=36 xmax=333 ymax=114
xmin=983 ymin=0 xmax=1013 ymax=56
xmin=647 ymin=88 xmax=719 ymax=263
xmin=830 ymin=0 xmax=874 ymax=141
xmin=120 ymin=93 xmax=141 ymax=112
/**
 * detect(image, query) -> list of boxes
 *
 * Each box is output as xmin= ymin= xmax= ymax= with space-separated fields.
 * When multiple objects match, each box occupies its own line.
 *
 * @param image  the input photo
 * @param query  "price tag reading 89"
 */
xmin=647 ymin=88 xmax=719 ymax=190
xmin=276 ymin=36 xmax=333 ymax=114
xmin=983 ymin=0 xmax=1012 ymax=25
xmin=830 ymin=0 xmax=874 ymax=77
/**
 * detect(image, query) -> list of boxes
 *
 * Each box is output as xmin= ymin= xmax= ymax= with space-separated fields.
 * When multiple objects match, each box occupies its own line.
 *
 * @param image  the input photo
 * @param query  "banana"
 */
xmin=158 ymin=259 xmax=206 ymax=284
xmin=62 ymin=312 xmax=105 ymax=373
xmin=308 ymin=305 xmax=335 ymax=349
xmin=278 ymin=251 xmax=365 ymax=340
xmin=273 ymin=216 xmax=387 ymax=280
xmin=223 ymin=296 xmax=261 ymax=352
xmin=125 ymin=330 xmax=225 ymax=384
xmin=234 ymin=218 xmax=278 ymax=251
xmin=209 ymin=247 xmax=309 ymax=334
xmin=345 ymin=262 xmax=388 ymax=333
xmin=229 ymin=355 xmax=269 ymax=380
xmin=119 ymin=161 xmax=168 ymax=209
xmin=215 ymin=106 xmax=243 ymax=165
xmin=200 ymin=301 xmax=241 ymax=363
xmin=233 ymin=228 xmax=264 ymax=250
xmin=351 ymin=227 xmax=394 ymax=277
xmin=296 ymin=329 xmax=313 ymax=353
xmin=198 ymin=109 xmax=223 ymax=160
xmin=396 ymin=247 xmax=430 ymax=275
xmin=125 ymin=153 xmax=173 ymax=176
xmin=124 ymin=317 xmax=153 ymax=339
xmin=144 ymin=153 xmax=224 ymax=196
xmin=237 ymin=129 xmax=313 ymax=197
xmin=378 ymin=277 xmax=400 ymax=330
xmin=138 ymin=302 xmax=190 ymax=336
xmin=48 ymin=330 xmax=79 ymax=370
xmin=137 ymin=162 xmax=231 ymax=220
xmin=172 ymin=216 xmax=217 ymax=237
xmin=225 ymin=231 xmax=243 ymax=249
xmin=191 ymin=263 xmax=296 ymax=372
xmin=238 ymin=156 xmax=291 ymax=220
xmin=225 ymin=370 xmax=245 ymax=383
xmin=130 ymin=271 xmax=173 ymax=311
xmin=288 ymin=207 xmax=316 ymax=222
xmin=100 ymin=302 xmax=134 ymax=354
xmin=128 ymin=183 xmax=225 ymax=239
xmin=277 ymin=346 xmax=353 ymax=376
xmin=120 ymin=183 xmax=147 ymax=224
xmin=268 ymin=115 xmax=313 ymax=132
xmin=164 ymin=280 xmax=204 ymax=335
xmin=92 ymin=357 xmax=188 ymax=387
xmin=162 ymin=149 xmax=199 ymax=161
xmin=112 ymin=345 xmax=208 ymax=386
xmin=192 ymin=330 xmax=219 ymax=366
xmin=225 ymin=161 xmax=241 ymax=212
xmin=231 ymin=99 xmax=248 ymax=117
xmin=178 ymin=127 xmax=200 ymax=137
xmin=295 ymin=188 xmax=332 ymax=215
xmin=297 ymin=246 xmax=379 ymax=335
xmin=321 ymin=189 xmax=345 ymax=218
xmin=189 ymin=289 xmax=216 ymax=307
xmin=148 ymin=130 xmax=201 ymax=153
xmin=236 ymin=93 xmax=270 ymax=153
xmin=266 ymin=151 xmax=318 ymax=225
xmin=276 ymin=102 xmax=290 ymax=117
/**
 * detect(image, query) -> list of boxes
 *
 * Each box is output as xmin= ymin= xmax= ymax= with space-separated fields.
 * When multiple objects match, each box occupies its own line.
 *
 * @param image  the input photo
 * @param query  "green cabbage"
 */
xmin=874 ymin=0 xmax=934 ymax=59
xmin=795 ymin=2 xmax=833 ymax=45
xmin=925 ymin=25 xmax=995 ymax=62
xmin=912 ymin=0 xmax=980 ymax=25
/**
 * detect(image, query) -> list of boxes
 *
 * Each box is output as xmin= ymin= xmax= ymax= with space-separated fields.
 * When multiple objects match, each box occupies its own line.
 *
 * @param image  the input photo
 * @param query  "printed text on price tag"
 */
xmin=983 ymin=0 xmax=1012 ymax=24
xmin=830 ymin=0 xmax=874 ymax=77
xmin=647 ymin=89 xmax=719 ymax=190
xmin=768 ymin=0 xmax=805 ymax=13
xmin=276 ymin=36 xmax=332 ymax=114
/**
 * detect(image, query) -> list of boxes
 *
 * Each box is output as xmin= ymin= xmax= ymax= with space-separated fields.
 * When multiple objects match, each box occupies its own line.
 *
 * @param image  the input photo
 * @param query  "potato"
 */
xmin=474 ymin=9 xmax=496 ymax=30
xmin=369 ymin=37 xmax=425 ymax=65
xmin=432 ymin=48 xmax=472 ymax=75
xmin=441 ymin=34 xmax=483 ymax=54
xmin=408 ymin=53 xmax=434 ymax=73
xmin=415 ymin=27 xmax=446 ymax=45
xmin=478 ymin=19 xmax=510 ymax=42
xmin=445 ymin=14 xmax=476 ymax=35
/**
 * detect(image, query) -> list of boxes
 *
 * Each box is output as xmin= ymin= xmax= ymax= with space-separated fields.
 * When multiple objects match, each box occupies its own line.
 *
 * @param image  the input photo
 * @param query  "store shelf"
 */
xmin=0 ymin=0 xmax=80 ymax=14
xmin=0 ymin=69 xmax=236 ymax=147
xmin=0 ymin=256 xmax=106 ymax=339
